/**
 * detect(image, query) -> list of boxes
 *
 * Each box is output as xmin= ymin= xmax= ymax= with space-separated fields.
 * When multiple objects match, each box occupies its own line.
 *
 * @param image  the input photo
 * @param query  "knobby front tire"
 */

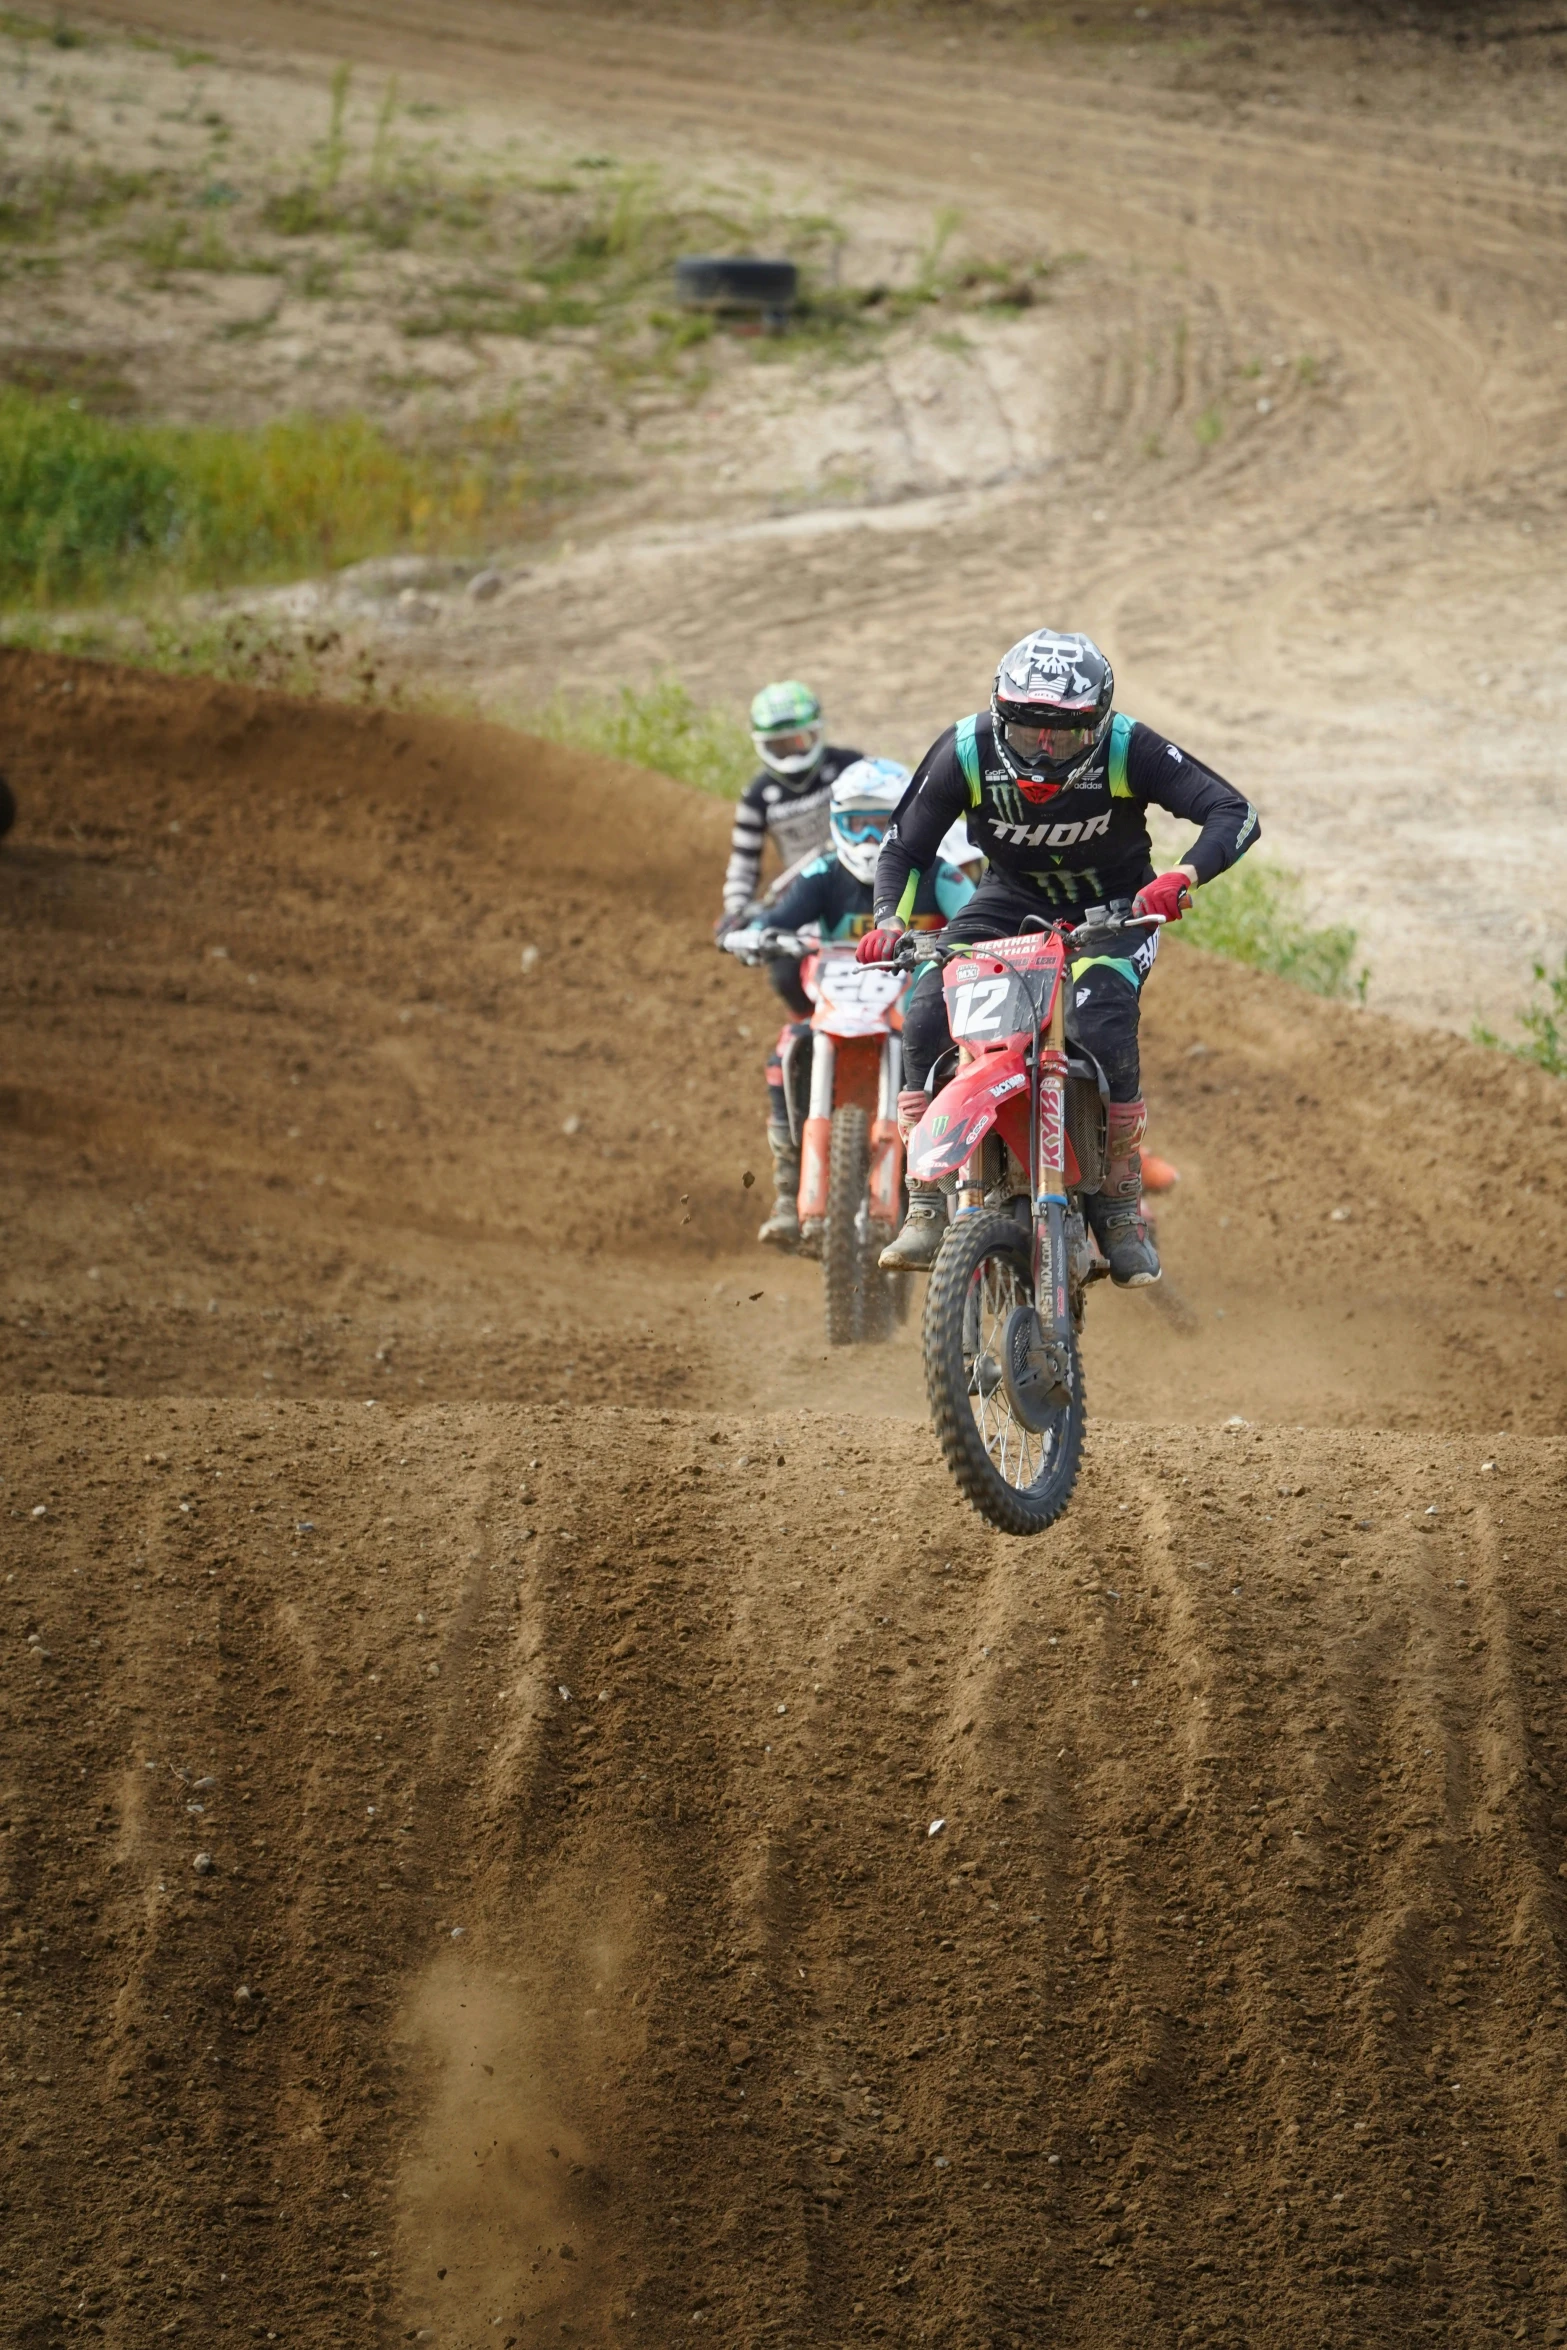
xmin=922 ymin=1211 xmax=1085 ymax=1535
xmin=824 ymin=1103 xmax=869 ymax=1349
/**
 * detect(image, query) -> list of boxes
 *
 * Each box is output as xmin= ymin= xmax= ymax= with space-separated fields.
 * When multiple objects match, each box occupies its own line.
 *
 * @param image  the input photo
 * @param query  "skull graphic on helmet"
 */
xmin=991 ymin=629 xmax=1115 ymax=801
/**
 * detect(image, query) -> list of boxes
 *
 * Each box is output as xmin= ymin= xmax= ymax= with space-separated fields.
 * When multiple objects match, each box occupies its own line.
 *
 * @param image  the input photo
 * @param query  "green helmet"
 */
xmin=749 ymin=680 xmax=824 ymax=779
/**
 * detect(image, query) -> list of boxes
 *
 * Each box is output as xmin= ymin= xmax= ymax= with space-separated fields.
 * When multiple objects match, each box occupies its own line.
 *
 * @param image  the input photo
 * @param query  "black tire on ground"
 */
xmin=824 ymin=1102 xmax=870 ymax=1348
xmin=674 ymin=255 xmax=798 ymax=313
xmin=857 ymin=1211 xmax=897 ymax=1346
xmin=922 ymin=1211 xmax=1085 ymax=1536
xmin=0 ymin=774 xmax=15 ymax=842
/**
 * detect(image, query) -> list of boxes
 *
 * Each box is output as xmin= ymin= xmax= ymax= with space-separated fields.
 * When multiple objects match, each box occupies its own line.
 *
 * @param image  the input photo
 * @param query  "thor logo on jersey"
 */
xmin=987 ymin=808 xmax=1114 ymax=851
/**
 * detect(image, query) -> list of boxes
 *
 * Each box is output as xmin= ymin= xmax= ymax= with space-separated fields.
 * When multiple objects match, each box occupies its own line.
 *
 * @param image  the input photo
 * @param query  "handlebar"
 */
xmin=721 ymin=905 xmax=1165 ymax=971
xmin=887 ymin=902 xmax=1165 ymax=970
xmin=720 ymin=925 xmax=813 ymax=965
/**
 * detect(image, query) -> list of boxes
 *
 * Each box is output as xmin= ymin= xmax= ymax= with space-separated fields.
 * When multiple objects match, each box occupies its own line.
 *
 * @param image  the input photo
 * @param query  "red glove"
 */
xmin=856 ymin=925 xmax=904 ymax=966
xmin=896 ymin=1088 xmax=931 ymax=1141
xmin=1133 ymin=870 xmax=1194 ymax=924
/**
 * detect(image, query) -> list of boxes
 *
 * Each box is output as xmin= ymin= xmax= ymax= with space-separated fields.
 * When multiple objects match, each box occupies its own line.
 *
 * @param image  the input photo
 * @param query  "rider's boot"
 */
xmin=758 ymin=1122 xmax=801 ymax=1249
xmin=1087 ymin=1096 xmax=1162 ymax=1287
xmin=878 ymin=1181 xmax=946 ymax=1272
xmin=879 ymin=1086 xmax=944 ymax=1269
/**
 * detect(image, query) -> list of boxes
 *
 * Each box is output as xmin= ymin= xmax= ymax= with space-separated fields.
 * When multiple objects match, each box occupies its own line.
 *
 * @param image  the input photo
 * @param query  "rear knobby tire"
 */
xmin=857 ymin=1230 xmax=898 ymax=1345
xmin=824 ymin=1103 xmax=870 ymax=1348
xmin=922 ymin=1211 xmax=1085 ymax=1535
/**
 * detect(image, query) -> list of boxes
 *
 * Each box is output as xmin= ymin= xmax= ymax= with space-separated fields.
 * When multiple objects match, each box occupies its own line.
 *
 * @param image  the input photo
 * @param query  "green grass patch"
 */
xmin=0 ymin=605 xmax=388 ymax=701
xmin=533 ymin=673 xmax=752 ymax=800
xmin=134 ymin=213 xmax=252 ymax=275
xmin=261 ymin=184 xmax=339 ymax=237
xmin=0 ymin=163 xmax=154 ymax=243
xmin=1474 ymin=951 xmax=1567 ymax=1077
xmin=1182 ymin=859 xmax=1365 ymax=999
xmin=0 ymin=387 xmax=522 ymax=605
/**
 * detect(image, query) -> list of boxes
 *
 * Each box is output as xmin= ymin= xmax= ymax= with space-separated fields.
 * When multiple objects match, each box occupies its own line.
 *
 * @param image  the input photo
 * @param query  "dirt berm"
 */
xmin=4 ymin=653 xmax=1567 ymax=2348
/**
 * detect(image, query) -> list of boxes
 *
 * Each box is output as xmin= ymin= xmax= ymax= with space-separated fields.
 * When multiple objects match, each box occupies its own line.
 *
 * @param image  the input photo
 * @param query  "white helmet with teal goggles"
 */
xmin=750 ymin=679 xmax=825 ymax=780
xmin=829 ymin=757 xmax=909 ymax=885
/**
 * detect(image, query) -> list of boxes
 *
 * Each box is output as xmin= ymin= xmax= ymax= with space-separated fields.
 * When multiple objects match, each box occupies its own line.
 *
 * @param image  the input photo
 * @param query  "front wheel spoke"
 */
xmin=958 ymin=1246 xmax=1064 ymax=1493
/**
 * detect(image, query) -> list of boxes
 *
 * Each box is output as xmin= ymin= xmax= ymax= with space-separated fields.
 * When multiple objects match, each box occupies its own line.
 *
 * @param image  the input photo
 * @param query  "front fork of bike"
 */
xmin=797 ymin=1031 xmax=836 ymax=1225
xmin=1033 ymin=975 xmax=1073 ymax=1351
xmin=869 ymin=1033 xmax=903 ymax=1227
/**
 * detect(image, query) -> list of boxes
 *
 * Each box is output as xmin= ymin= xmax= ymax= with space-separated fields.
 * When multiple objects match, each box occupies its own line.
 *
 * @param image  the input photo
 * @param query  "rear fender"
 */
xmin=907 ymin=1048 xmax=1028 ymax=1183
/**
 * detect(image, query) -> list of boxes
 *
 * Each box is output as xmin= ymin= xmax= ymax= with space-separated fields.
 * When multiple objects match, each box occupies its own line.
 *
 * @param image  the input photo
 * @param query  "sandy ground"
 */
xmin=17 ymin=0 xmax=1567 ymax=1036
xmin=5 ymin=658 xmax=1567 ymax=2347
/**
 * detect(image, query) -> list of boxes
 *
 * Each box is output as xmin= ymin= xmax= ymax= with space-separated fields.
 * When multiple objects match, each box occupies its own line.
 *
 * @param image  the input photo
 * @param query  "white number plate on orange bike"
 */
xmin=811 ymin=953 xmax=904 ymax=1033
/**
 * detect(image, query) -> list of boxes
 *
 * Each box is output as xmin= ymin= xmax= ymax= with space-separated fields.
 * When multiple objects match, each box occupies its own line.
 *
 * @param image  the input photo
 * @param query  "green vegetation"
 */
xmin=534 ymin=674 xmax=752 ymax=800
xmin=0 ymin=163 xmax=154 ymax=241
xmin=0 ymin=604 xmax=382 ymax=701
xmin=134 ymin=214 xmax=249 ymax=275
xmin=0 ymin=12 xmax=90 ymax=44
xmin=323 ymin=62 xmax=352 ymax=193
xmin=396 ymin=166 xmax=787 ymax=347
xmin=1182 ymin=859 xmax=1366 ymax=999
xmin=915 ymin=205 xmax=963 ymax=302
xmin=1194 ymin=404 xmax=1224 ymax=448
xmin=0 ymin=388 xmax=521 ymax=605
xmin=1474 ymin=952 xmax=1567 ymax=1078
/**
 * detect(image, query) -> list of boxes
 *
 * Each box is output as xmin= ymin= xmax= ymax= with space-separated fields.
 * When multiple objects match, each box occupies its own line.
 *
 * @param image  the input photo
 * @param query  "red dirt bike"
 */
xmin=889 ymin=903 xmax=1166 ymax=1535
xmin=724 ymin=925 xmax=910 ymax=1346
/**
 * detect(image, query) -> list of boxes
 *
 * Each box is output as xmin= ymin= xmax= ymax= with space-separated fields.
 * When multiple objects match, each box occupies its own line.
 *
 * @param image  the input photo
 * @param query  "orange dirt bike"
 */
xmin=724 ymin=924 xmax=911 ymax=1346
xmin=888 ymin=903 xmax=1167 ymax=1535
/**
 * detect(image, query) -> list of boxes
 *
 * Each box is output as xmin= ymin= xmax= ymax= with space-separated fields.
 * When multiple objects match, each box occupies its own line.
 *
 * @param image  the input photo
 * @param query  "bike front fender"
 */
xmin=907 ymin=1049 xmax=1029 ymax=1183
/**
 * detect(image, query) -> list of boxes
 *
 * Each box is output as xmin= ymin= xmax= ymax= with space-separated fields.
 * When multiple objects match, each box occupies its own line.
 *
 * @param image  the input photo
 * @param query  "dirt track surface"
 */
xmin=57 ymin=0 xmax=1567 ymax=1034
xmin=6 ymin=659 xmax=1567 ymax=2347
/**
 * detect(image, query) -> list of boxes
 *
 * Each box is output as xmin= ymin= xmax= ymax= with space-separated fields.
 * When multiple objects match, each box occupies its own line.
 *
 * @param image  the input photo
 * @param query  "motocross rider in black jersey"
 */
xmin=857 ymin=628 xmax=1260 ymax=1285
xmin=715 ymin=680 xmax=863 ymax=1018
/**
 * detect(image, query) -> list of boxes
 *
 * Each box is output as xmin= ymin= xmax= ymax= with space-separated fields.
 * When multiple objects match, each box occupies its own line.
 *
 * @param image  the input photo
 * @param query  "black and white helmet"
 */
xmin=991 ymin=629 xmax=1114 ymax=798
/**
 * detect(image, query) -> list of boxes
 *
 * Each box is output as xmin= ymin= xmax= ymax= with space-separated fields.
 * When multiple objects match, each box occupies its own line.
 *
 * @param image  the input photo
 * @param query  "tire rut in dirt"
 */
xmin=10 ymin=1400 xmax=1567 ymax=2348
xmin=922 ymin=1210 xmax=1085 ymax=1536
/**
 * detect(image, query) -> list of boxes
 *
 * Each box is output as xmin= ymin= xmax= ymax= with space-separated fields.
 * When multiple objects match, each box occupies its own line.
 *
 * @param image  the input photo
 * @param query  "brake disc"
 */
xmin=1000 ymin=1304 xmax=1073 ymax=1431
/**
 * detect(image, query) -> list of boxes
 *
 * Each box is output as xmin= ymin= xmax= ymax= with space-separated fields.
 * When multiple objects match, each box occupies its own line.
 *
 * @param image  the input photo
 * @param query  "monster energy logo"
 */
xmin=987 ymin=778 xmax=1032 ymax=828
xmin=1022 ymin=867 xmax=1103 ymax=905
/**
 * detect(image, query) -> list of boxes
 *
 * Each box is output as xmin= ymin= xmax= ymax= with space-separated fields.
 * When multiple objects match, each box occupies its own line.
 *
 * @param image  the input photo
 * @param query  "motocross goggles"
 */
xmin=1001 ymin=718 xmax=1100 ymax=769
xmin=831 ymin=807 xmax=891 ymax=847
xmin=753 ymin=722 xmax=824 ymax=777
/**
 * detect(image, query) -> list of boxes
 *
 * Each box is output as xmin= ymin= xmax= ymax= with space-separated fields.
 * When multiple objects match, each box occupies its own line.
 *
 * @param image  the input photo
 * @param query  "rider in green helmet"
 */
xmin=716 ymin=683 xmax=864 ymax=943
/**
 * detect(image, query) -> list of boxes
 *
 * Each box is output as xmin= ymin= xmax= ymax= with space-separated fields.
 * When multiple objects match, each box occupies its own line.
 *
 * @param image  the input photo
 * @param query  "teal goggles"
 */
xmin=832 ymin=809 xmax=891 ymax=845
